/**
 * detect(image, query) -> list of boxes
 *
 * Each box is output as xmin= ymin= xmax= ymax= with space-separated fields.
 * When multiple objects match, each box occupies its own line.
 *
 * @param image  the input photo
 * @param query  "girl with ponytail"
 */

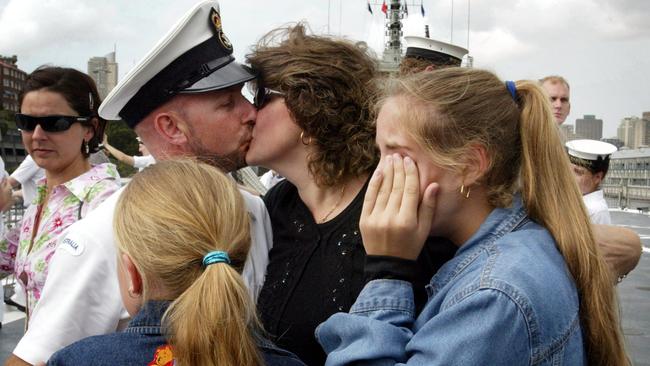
xmin=318 ymin=68 xmax=628 ymax=365
xmin=47 ymin=160 xmax=304 ymax=366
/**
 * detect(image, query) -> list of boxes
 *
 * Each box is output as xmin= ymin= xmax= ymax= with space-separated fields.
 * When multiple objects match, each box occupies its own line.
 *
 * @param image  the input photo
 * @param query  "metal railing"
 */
xmin=3 ymin=202 xmax=25 ymax=229
xmin=2 ymin=203 xmax=24 ymax=312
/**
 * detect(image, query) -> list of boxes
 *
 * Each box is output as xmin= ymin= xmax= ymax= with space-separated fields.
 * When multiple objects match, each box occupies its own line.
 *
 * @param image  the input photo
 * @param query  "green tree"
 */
xmin=0 ymin=109 xmax=15 ymax=137
xmin=104 ymin=119 xmax=138 ymax=177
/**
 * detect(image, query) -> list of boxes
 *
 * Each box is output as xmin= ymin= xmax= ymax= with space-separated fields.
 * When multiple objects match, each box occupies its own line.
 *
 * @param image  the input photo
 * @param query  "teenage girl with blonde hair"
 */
xmin=47 ymin=160 xmax=304 ymax=366
xmin=317 ymin=68 xmax=628 ymax=365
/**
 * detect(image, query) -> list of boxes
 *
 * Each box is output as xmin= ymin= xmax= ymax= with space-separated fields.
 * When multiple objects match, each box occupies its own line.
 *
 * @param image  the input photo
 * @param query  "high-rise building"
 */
xmin=575 ymin=114 xmax=603 ymax=140
xmin=0 ymin=55 xmax=29 ymax=170
xmin=88 ymin=51 xmax=118 ymax=99
xmin=617 ymin=117 xmax=637 ymax=148
xmin=0 ymin=55 xmax=27 ymax=113
xmin=640 ymin=112 xmax=650 ymax=146
xmin=559 ymin=124 xmax=578 ymax=141
xmin=617 ymin=116 xmax=650 ymax=149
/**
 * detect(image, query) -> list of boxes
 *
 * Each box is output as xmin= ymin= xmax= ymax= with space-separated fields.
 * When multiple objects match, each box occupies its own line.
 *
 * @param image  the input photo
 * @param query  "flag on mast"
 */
xmin=367 ymin=1 xmax=373 ymax=14
xmin=403 ymin=2 xmax=409 ymax=16
xmin=381 ymin=0 xmax=388 ymax=15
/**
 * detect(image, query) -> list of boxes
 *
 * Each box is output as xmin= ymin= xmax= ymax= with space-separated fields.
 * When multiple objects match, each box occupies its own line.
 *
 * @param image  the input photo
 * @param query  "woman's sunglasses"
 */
xmin=253 ymin=87 xmax=284 ymax=109
xmin=15 ymin=114 xmax=89 ymax=132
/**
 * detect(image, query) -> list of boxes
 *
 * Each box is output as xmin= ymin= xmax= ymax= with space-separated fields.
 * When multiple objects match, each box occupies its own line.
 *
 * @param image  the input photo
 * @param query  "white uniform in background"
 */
xmin=583 ymin=189 xmax=611 ymax=224
xmin=7 ymin=156 xmax=42 ymax=309
xmin=260 ymin=169 xmax=285 ymax=190
xmin=10 ymin=155 xmax=45 ymax=207
xmin=132 ymin=154 xmax=156 ymax=171
xmin=13 ymin=185 xmax=273 ymax=364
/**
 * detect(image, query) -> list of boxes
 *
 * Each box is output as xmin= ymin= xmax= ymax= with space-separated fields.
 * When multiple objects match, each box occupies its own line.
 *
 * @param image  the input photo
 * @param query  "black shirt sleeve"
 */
xmin=364 ymin=255 xmax=419 ymax=284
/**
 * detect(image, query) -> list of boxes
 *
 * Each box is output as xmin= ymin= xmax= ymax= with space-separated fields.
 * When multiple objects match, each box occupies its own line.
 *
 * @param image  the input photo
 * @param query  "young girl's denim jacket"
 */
xmin=48 ymin=300 xmax=305 ymax=365
xmin=317 ymin=196 xmax=585 ymax=365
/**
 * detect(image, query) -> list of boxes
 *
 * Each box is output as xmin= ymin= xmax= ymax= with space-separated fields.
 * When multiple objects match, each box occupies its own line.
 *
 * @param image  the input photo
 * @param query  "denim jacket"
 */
xmin=48 ymin=300 xmax=305 ymax=365
xmin=317 ymin=196 xmax=586 ymax=366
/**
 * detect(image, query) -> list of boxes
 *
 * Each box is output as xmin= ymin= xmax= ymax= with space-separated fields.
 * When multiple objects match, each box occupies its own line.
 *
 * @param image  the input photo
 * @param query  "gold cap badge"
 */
xmin=210 ymin=7 xmax=232 ymax=50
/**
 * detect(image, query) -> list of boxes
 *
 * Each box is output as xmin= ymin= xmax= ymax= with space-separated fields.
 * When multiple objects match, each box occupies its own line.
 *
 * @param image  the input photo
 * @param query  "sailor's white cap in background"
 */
xmin=99 ymin=0 xmax=255 ymax=128
xmin=566 ymin=139 xmax=617 ymax=161
xmin=403 ymin=36 xmax=468 ymax=66
xmin=566 ymin=139 xmax=617 ymax=174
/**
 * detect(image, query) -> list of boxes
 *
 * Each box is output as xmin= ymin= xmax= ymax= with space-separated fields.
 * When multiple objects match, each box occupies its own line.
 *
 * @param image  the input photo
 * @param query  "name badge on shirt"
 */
xmin=60 ymin=237 xmax=85 ymax=256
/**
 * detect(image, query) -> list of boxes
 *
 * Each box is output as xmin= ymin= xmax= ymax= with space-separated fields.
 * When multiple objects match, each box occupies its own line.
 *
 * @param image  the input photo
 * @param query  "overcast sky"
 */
xmin=0 ymin=0 xmax=648 ymax=137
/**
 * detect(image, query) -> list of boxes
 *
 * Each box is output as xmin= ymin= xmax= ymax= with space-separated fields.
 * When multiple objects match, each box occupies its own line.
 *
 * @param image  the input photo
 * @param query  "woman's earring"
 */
xmin=83 ymin=140 xmax=90 ymax=154
xmin=459 ymin=184 xmax=470 ymax=199
xmin=300 ymin=131 xmax=312 ymax=146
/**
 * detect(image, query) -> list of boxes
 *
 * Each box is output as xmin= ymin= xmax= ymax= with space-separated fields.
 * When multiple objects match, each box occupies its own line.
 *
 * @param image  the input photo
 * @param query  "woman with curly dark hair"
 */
xmin=246 ymin=24 xmax=457 ymax=365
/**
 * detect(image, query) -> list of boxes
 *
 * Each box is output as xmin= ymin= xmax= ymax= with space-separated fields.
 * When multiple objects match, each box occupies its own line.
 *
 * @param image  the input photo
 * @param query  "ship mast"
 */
xmin=378 ymin=0 xmax=404 ymax=72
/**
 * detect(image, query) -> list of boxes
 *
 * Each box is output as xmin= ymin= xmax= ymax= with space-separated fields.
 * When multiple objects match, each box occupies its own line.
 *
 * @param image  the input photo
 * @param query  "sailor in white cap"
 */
xmin=566 ymin=139 xmax=617 ymax=224
xmin=400 ymin=36 xmax=468 ymax=75
xmin=9 ymin=2 xmax=273 ymax=364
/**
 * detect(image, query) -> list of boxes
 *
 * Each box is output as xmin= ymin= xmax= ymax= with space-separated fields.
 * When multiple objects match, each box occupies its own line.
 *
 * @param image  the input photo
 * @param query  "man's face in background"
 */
xmin=542 ymin=80 xmax=571 ymax=125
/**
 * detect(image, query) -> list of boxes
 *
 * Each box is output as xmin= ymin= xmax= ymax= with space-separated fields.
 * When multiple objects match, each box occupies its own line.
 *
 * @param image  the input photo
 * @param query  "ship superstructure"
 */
xmin=368 ymin=0 xmax=472 ymax=73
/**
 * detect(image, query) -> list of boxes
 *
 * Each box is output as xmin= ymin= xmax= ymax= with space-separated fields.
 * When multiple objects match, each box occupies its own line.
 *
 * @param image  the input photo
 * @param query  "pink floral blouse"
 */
xmin=0 ymin=163 xmax=120 ymax=318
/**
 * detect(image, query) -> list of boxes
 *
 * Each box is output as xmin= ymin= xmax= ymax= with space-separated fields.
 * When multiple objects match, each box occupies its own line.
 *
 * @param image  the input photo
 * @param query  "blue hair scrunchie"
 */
xmin=202 ymin=251 xmax=231 ymax=267
xmin=505 ymin=80 xmax=518 ymax=102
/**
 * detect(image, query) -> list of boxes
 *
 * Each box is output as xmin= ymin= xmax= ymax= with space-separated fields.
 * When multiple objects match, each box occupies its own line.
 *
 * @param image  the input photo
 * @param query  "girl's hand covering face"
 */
xmin=360 ymin=153 xmax=439 ymax=260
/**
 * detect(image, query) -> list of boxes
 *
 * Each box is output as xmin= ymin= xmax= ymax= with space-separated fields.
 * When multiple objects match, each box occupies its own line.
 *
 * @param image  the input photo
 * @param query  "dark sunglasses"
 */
xmin=254 ymin=87 xmax=284 ymax=109
xmin=15 ymin=114 xmax=90 ymax=132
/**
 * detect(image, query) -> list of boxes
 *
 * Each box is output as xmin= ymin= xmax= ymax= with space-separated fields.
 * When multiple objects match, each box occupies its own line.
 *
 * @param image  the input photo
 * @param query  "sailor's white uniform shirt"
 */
xmin=583 ymin=189 xmax=611 ymax=225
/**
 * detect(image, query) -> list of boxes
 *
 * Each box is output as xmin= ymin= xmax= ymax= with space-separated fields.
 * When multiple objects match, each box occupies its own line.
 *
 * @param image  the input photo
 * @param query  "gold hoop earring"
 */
xmin=300 ymin=131 xmax=312 ymax=146
xmin=460 ymin=184 xmax=470 ymax=199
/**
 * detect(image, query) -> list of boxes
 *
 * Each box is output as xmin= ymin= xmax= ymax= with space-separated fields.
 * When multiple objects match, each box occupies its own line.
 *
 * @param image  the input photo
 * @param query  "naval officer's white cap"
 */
xmin=566 ymin=139 xmax=617 ymax=173
xmin=566 ymin=139 xmax=617 ymax=161
xmin=403 ymin=36 xmax=468 ymax=66
xmin=99 ymin=0 xmax=255 ymax=128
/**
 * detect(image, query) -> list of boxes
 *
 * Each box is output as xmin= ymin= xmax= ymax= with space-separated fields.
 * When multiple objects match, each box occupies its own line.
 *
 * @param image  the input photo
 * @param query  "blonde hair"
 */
xmin=114 ymin=159 xmax=263 ymax=366
xmin=539 ymin=75 xmax=570 ymax=90
xmin=382 ymin=68 xmax=627 ymax=365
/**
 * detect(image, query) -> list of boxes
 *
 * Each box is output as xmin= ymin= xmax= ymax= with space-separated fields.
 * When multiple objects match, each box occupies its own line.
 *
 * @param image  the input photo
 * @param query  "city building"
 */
xmin=575 ymin=114 xmax=602 ymax=140
xmin=0 ymin=55 xmax=28 ymax=171
xmin=603 ymin=148 xmax=650 ymax=207
xmin=88 ymin=51 xmax=118 ymax=99
xmin=0 ymin=129 xmax=28 ymax=171
xmin=0 ymin=55 xmax=27 ymax=113
xmin=617 ymin=116 xmax=650 ymax=149
xmin=559 ymin=124 xmax=578 ymax=141
xmin=602 ymin=137 xmax=625 ymax=150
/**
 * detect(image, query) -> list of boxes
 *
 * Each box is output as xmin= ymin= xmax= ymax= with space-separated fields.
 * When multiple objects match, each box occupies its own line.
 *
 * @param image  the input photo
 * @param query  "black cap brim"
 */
xmin=181 ymin=61 xmax=256 ymax=93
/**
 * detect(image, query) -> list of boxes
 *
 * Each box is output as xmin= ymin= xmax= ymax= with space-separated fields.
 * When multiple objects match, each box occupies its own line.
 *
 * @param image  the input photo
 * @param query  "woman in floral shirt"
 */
xmin=0 ymin=66 xmax=121 ymax=321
